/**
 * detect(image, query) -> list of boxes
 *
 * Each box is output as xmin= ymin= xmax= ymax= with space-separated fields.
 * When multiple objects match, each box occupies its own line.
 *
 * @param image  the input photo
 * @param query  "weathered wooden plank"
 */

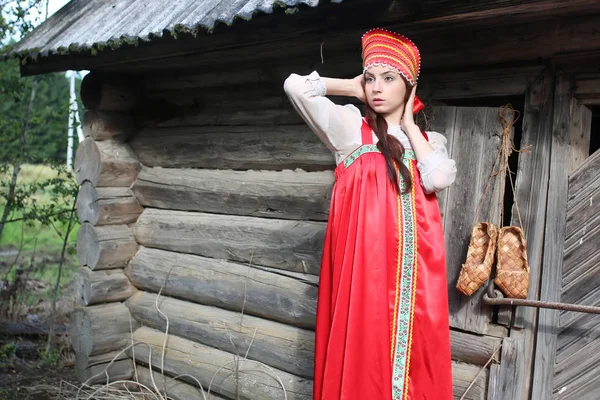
xmin=74 ymin=267 xmax=138 ymax=306
xmin=452 ymin=361 xmax=489 ymax=400
xmin=502 ymin=71 xmax=555 ymax=400
xmin=132 ymin=209 xmax=325 ymax=275
xmin=556 ymin=313 xmax=600 ymax=367
xmin=76 ymin=182 xmax=143 ymax=226
xmin=489 ymin=337 xmax=525 ymax=400
xmin=442 ymin=107 xmax=504 ymax=334
xmin=567 ymin=147 xmax=600 ymax=201
xmin=125 ymin=247 xmax=317 ymax=329
xmin=562 ymin=222 xmax=600 ymax=279
xmin=554 ymin=365 xmax=600 ymax=400
xmin=554 ymin=335 xmax=600 ymax=392
xmin=76 ymin=223 xmax=138 ymax=270
xmin=129 ymin=125 xmax=335 ymax=171
xmin=70 ymin=302 xmax=139 ymax=357
xmin=74 ymin=137 xmax=141 ymax=187
xmin=134 ymin=366 xmax=227 ymax=400
xmin=130 ymin=326 xmax=313 ymax=400
xmin=565 ymin=183 xmax=600 ymax=241
xmin=531 ymin=74 xmax=574 ymax=400
xmin=127 ymin=291 xmax=315 ymax=378
xmin=131 ymin=167 xmax=333 ymax=221
xmin=487 ymin=363 xmax=500 ymax=400
xmin=568 ymin=103 xmax=592 ymax=173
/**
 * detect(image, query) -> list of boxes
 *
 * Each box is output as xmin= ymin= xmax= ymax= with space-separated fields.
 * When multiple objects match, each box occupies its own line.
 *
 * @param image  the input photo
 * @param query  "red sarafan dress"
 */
xmin=313 ymin=119 xmax=454 ymax=400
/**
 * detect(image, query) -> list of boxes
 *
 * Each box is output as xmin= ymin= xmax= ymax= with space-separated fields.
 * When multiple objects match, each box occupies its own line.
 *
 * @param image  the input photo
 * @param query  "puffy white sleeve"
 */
xmin=283 ymin=71 xmax=362 ymax=164
xmin=417 ymin=131 xmax=457 ymax=194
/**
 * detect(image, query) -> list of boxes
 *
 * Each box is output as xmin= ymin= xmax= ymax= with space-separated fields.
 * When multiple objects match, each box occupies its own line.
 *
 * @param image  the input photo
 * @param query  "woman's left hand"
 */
xmin=401 ymin=84 xmax=418 ymax=131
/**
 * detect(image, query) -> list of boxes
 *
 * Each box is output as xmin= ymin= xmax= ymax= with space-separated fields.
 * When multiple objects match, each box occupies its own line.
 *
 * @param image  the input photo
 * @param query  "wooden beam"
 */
xmin=74 ymin=138 xmax=141 ymax=187
xmin=131 ymin=209 xmax=325 ymax=275
xmin=70 ymin=302 xmax=139 ymax=357
xmin=130 ymin=326 xmax=313 ymax=400
xmin=134 ymin=366 xmax=227 ymax=400
xmin=531 ymin=73 xmax=575 ymax=400
xmin=450 ymin=330 xmax=501 ymax=367
xmin=131 ymin=167 xmax=333 ymax=221
xmin=77 ymin=223 xmax=138 ymax=270
xmin=574 ymin=77 xmax=600 ymax=105
xmin=76 ymin=182 xmax=143 ymax=226
xmin=74 ymin=267 xmax=138 ymax=306
xmin=125 ymin=247 xmax=317 ymax=329
xmin=129 ymin=125 xmax=334 ymax=171
xmin=489 ymin=338 xmax=525 ymax=400
xmin=127 ymin=291 xmax=315 ymax=378
xmin=506 ymin=70 xmax=555 ymax=400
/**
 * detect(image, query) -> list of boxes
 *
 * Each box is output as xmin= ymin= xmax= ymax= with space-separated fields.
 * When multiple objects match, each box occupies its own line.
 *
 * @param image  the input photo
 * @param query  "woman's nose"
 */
xmin=372 ymin=80 xmax=382 ymax=92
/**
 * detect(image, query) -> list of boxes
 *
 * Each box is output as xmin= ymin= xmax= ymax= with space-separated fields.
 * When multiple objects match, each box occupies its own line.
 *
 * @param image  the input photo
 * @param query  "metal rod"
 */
xmin=483 ymin=290 xmax=600 ymax=314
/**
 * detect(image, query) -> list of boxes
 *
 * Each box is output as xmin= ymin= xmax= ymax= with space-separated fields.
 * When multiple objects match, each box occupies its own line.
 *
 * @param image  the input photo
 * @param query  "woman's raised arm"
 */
xmin=284 ymin=71 xmax=363 ymax=163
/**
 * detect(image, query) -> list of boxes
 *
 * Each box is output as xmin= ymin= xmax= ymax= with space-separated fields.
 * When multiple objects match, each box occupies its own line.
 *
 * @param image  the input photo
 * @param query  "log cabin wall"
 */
xmin=70 ymin=59 xmax=550 ymax=399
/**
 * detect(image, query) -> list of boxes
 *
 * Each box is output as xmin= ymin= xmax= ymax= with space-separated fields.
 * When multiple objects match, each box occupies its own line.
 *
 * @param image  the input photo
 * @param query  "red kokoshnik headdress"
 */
xmin=361 ymin=28 xmax=424 ymax=113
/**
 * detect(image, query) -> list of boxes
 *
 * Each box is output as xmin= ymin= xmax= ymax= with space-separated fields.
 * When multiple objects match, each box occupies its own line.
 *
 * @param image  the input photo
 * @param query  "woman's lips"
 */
xmin=372 ymin=98 xmax=384 ymax=105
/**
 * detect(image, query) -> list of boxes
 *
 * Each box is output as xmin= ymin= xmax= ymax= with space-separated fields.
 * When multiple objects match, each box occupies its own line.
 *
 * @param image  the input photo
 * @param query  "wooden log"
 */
xmin=450 ymin=330 xmax=501 ymax=366
xmin=74 ymin=137 xmax=141 ymax=187
xmin=77 ymin=223 xmax=138 ymax=270
xmin=75 ymin=357 xmax=133 ymax=385
xmin=74 ymin=267 xmax=138 ymax=306
xmin=129 ymin=125 xmax=335 ymax=171
xmin=82 ymin=110 xmax=135 ymax=140
xmin=130 ymin=326 xmax=313 ymax=400
xmin=126 ymin=247 xmax=317 ymax=329
xmin=127 ymin=291 xmax=315 ymax=378
xmin=488 ymin=338 xmax=525 ymax=400
xmin=76 ymin=181 xmax=143 ymax=226
xmin=132 ymin=209 xmax=325 ymax=275
xmin=70 ymin=302 xmax=139 ymax=357
xmin=81 ymin=72 xmax=140 ymax=111
xmin=131 ymin=167 xmax=333 ymax=221
xmin=134 ymin=366 xmax=227 ymax=400
xmin=452 ymin=361 xmax=489 ymax=400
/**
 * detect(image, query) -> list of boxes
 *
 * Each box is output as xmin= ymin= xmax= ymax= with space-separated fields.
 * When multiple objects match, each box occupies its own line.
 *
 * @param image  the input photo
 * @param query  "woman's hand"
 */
xmin=352 ymin=74 xmax=366 ymax=103
xmin=402 ymin=84 xmax=418 ymax=131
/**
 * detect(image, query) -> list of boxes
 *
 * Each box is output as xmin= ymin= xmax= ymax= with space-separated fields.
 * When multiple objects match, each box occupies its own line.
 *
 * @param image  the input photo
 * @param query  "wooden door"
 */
xmin=429 ymin=105 xmax=507 ymax=335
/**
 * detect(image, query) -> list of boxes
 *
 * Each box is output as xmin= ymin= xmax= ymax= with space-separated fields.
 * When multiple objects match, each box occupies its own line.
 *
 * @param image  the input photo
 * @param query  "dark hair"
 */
xmin=364 ymin=76 xmax=414 ymax=194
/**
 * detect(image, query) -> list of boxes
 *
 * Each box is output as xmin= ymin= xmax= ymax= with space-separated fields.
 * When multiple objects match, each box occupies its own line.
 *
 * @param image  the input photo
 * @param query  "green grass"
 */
xmin=0 ymin=164 xmax=79 ymax=308
xmin=0 ymin=163 xmax=78 ymax=252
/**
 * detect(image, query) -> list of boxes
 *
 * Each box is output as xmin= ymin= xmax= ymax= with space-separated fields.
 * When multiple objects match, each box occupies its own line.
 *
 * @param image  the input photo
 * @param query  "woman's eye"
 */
xmin=366 ymin=77 xmax=374 ymax=83
xmin=385 ymin=76 xmax=393 ymax=82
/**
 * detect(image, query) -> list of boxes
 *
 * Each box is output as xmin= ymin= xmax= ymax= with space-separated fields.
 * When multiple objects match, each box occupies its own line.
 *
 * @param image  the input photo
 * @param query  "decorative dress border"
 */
xmin=391 ymin=160 xmax=418 ymax=400
xmin=343 ymin=144 xmax=416 ymax=169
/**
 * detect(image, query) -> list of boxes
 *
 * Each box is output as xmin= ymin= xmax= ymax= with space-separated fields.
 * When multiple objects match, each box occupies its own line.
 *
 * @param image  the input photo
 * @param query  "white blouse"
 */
xmin=284 ymin=71 xmax=457 ymax=194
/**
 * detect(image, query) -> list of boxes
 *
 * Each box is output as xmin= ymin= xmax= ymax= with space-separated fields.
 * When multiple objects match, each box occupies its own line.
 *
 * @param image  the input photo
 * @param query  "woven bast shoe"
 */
xmin=494 ymin=226 xmax=530 ymax=299
xmin=456 ymin=222 xmax=499 ymax=296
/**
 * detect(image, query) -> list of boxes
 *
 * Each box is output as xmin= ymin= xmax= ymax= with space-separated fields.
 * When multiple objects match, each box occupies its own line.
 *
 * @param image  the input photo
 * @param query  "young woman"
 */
xmin=284 ymin=28 xmax=456 ymax=400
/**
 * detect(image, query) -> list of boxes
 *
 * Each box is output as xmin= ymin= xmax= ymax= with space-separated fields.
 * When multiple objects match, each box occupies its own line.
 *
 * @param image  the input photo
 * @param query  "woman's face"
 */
xmin=364 ymin=65 xmax=408 ymax=117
